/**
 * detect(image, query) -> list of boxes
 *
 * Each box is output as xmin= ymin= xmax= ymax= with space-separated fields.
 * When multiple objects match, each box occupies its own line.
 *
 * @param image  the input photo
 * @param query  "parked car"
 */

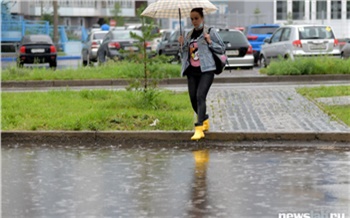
xmin=244 ymin=24 xmax=280 ymax=65
xmin=259 ymin=25 xmax=341 ymax=67
xmin=81 ymin=30 xmax=108 ymax=66
xmin=158 ymin=29 xmax=191 ymax=62
xmin=217 ymin=28 xmax=254 ymax=68
xmin=97 ymin=29 xmax=151 ymax=63
xmin=156 ymin=29 xmax=174 ymax=55
xmin=338 ymin=37 xmax=350 ymax=51
xmin=341 ymin=39 xmax=350 ymax=59
xmin=17 ymin=34 xmax=57 ymax=68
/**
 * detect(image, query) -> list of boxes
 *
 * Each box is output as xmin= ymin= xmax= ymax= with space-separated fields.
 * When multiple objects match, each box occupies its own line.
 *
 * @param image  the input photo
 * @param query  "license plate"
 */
xmin=125 ymin=46 xmax=138 ymax=51
xmin=309 ymin=44 xmax=326 ymax=50
xmin=31 ymin=49 xmax=45 ymax=53
xmin=226 ymin=50 xmax=239 ymax=55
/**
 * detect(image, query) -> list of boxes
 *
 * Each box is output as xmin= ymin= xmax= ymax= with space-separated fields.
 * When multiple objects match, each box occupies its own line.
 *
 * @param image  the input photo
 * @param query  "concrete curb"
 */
xmin=2 ymin=131 xmax=350 ymax=145
xmin=2 ymin=74 xmax=350 ymax=88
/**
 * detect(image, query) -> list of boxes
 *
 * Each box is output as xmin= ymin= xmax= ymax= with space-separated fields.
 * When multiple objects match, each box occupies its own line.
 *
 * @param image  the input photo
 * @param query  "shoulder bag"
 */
xmin=208 ymin=28 xmax=228 ymax=75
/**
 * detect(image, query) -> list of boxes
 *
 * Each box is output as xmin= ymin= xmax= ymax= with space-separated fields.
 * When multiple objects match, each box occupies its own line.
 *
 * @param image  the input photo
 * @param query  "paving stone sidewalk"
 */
xmin=207 ymin=86 xmax=350 ymax=133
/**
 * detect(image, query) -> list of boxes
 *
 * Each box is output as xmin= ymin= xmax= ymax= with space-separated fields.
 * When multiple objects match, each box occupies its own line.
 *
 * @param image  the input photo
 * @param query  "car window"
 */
xmin=281 ymin=28 xmax=291 ymax=41
xmin=169 ymin=31 xmax=180 ymax=42
xmin=218 ymin=31 xmax=247 ymax=45
xmin=162 ymin=32 xmax=171 ymax=41
xmin=270 ymin=28 xmax=284 ymax=43
xmin=93 ymin=32 xmax=107 ymax=40
xmin=112 ymin=30 xmax=143 ymax=40
xmin=23 ymin=35 xmax=52 ymax=44
xmin=298 ymin=26 xmax=335 ymax=39
xmin=250 ymin=26 xmax=279 ymax=34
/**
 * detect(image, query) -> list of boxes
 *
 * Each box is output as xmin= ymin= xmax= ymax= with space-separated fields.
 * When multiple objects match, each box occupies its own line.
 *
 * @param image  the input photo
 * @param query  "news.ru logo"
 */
xmin=278 ymin=211 xmax=346 ymax=218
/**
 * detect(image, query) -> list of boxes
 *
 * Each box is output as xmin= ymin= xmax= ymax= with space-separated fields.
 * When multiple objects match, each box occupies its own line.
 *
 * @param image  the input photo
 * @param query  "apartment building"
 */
xmin=7 ymin=0 xmax=148 ymax=28
xmin=6 ymin=0 xmax=350 ymax=37
xmin=274 ymin=0 xmax=350 ymax=38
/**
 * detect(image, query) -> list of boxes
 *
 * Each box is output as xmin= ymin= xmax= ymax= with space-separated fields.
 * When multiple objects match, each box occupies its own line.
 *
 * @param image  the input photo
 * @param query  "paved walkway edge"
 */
xmin=2 ymin=74 xmax=350 ymax=88
xmin=2 ymin=131 xmax=350 ymax=145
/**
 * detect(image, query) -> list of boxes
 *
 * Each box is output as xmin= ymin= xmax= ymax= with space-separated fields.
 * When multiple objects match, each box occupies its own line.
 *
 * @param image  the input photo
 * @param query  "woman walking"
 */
xmin=178 ymin=7 xmax=225 ymax=140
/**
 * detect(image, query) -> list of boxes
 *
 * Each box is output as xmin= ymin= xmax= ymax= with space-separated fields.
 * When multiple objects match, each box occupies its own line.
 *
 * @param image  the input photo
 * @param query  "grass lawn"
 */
xmin=1 ymin=60 xmax=182 ymax=81
xmin=297 ymin=85 xmax=350 ymax=126
xmin=1 ymin=89 xmax=194 ymax=131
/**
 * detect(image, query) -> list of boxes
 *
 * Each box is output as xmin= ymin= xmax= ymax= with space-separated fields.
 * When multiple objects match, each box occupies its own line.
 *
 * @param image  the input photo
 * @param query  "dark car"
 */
xmin=97 ymin=29 xmax=151 ymax=63
xmin=17 ymin=34 xmax=57 ymax=68
xmin=244 ymin=24 xmax=280 ymax=65
xmin=81 ymin=30 xmax=108 ymax=66
xmin=339 ymin=37 xmax=350 ymax=51
xmin=156 ymin=29 xmax=174 ymax=55
xmin=217 ymin=29 xmax=254 ymax=68
xmin=159 ymin=29 xmax=191 ymax=62
xmin=341 ymin=39 xmax=350 ymax=59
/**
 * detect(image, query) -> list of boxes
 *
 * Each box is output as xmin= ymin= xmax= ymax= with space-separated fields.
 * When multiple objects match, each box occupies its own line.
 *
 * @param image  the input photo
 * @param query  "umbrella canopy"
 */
xmin=141 ymin=0 xmax=217 ymax=19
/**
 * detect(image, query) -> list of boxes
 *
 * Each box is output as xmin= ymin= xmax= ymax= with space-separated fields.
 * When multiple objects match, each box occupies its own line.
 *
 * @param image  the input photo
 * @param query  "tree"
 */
xmin=128 ymin=4 xmax=161 ymax=92
xmin=285 ymin=11 xmax=293 ymax=25
xmin=111 ymin=2 xmax=124 ymax=26
xmin=254 ymin=7 xmax=261 ymax=24
xmin=41 ymin=13 xmax=54 ymax=24
xmin=53 ymin=0 xmax=58 ymax=44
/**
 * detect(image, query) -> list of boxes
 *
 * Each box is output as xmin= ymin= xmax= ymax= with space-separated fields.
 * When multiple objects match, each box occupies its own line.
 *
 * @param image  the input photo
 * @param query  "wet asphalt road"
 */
xmin=2 ymin=142 xmax=350 ymax=218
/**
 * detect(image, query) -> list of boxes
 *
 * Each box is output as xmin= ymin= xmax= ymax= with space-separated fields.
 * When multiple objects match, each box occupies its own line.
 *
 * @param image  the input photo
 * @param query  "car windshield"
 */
xmin=250 ymin=27 xmax=279 ymax=35
xmin=112 ymin=30 xmax=142 ymax=40
xmin=23 ymin=35 xmax=52 ymax=44
xmin=298 ymin=26 xmax=334 ymax=40
xmin=93 ymin=32 xmax=107 ymax=40
xmin=218 ymin=31 xmax=247 ymax=46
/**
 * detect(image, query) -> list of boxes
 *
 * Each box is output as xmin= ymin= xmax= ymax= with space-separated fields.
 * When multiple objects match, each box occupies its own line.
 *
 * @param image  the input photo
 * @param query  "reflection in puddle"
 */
xmin=2 ymin=143 xmax=350 ymax=217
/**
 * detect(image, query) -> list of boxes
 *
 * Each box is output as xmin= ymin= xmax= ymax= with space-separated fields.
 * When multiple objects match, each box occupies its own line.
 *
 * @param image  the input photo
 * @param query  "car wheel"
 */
xmin=260 ymin=55 xmax=267 ymax=68
xmin=82 ymin=50 xmax=88 ymax=66
xmin=49 ymin=61 xmax=57 ymax=69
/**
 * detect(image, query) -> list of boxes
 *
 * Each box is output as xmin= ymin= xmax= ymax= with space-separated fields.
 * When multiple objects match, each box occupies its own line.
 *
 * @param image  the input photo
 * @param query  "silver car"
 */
xmin=260 ymin=25 xmax=341 ymax=67
xmin=341 ymin=40 xmax=350 ymax=59
xmin=81 ymin=30 xmax=108 ymax=66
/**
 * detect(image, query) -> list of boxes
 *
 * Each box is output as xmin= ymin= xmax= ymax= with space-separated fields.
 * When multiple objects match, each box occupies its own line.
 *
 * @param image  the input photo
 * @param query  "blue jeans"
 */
xmin=186 ymin=70 xmax=215 ymax=126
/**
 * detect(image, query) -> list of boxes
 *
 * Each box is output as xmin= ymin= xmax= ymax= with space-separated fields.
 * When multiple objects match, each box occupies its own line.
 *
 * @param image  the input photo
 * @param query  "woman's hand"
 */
xmin=178 ymin=35 xmax=184 ymax=45
xmin=204 ymin=33 xmax=212 ymax=44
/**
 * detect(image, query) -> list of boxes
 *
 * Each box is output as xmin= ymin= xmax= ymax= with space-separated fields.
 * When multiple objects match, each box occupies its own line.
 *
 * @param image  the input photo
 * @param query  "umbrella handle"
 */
xmin=178 ymin=8 xmax=182 ymax=36
xmin=178 ymin=8 xmax=183 ymax=52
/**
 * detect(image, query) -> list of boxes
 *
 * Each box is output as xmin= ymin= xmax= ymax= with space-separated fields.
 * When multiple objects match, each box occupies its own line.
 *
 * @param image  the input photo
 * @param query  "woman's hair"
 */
xmin=191 ymin=7 xmax=204 ymax=18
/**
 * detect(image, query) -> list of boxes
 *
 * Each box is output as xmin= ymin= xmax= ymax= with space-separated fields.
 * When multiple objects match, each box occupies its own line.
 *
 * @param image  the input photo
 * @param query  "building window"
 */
xmin=292 ymin=0 xmax=305 ymax=20
xmin=277 ymin=0 xmax=287 ymax=20
xmin=316 ymin=1 xmax=327 ymax=20
xmin=347 ymin=1 xmax=350 ymax=19
xmin=331 ymin=1 xmax=341 ymax=19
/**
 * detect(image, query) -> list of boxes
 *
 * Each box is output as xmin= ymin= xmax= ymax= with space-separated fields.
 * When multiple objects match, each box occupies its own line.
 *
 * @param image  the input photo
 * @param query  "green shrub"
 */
xmin=261 ymin=56 xmax=350 ymax=75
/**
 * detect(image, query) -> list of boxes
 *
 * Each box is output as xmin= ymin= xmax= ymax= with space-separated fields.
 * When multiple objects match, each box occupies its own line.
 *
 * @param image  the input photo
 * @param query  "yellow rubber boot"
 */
xmin=191 ymin=125 xmax=205 ymax=140
xmin=203 ymin=119 xmax=209 ymax=131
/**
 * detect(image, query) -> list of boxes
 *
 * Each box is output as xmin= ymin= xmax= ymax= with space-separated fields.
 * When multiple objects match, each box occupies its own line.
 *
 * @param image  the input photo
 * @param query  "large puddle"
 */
xmin=2 ymin=142 xmax=350 ymax=217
